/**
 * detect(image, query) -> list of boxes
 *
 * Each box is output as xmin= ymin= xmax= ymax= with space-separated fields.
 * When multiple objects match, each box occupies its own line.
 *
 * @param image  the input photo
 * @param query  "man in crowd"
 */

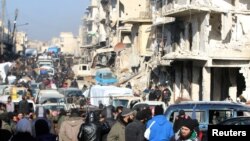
xmin=145 ymin=105 xmax=174 ymax=141
xmin=125 ymin=109 xmax=148 ymax=141
xmin=107 ymin=108 xmax=134 ymax=141
xmin=173 ymin=110 xmax=191 ymax=133
xmin=59 ymin=109 xmax=83 ymax=141
xmin=170 ymin=119 xmax=199 ymax=141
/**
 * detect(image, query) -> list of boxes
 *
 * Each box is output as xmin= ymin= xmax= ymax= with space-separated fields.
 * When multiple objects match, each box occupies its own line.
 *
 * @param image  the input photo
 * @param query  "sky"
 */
xmin=6 ymin=0 xmax=90 ymax=41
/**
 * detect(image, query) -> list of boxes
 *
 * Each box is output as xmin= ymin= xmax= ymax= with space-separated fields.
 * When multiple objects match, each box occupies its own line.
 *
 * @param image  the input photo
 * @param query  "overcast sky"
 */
xmin=6 ymin=0 xmax=90 ymax=41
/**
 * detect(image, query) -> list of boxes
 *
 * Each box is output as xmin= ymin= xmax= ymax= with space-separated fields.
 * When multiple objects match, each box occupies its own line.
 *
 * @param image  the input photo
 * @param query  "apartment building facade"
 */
xmin=15 ymin=31 xmax=28 ymax=53
xmin=82 ymin=0 xmax=250 ymax=103
xmin=153 ymin=0 xmax=250 ymax=102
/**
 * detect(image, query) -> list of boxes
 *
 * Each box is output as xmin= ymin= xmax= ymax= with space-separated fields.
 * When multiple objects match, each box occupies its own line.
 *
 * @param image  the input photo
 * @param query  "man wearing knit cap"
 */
xmin=125 ymin=109 xmax=148 ymax=141
xmin=170 ymin=118 xmax=199 ymax=141
xmin=107 ymin=108 xmax=134 ymax=141
xmin=173 ymin=110 xmax=191 ymax=133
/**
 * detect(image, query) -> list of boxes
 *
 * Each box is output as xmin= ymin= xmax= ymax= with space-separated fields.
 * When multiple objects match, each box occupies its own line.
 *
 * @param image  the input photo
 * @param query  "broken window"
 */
xmin=209 ymin=13 xmax=222 ymax=43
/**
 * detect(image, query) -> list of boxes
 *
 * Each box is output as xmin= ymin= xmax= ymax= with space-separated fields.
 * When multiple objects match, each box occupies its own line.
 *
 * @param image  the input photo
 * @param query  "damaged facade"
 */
xmin=81 ymin=0 xmax=250 ymax=103
xmin=159 ymin=0 xmax=250 ymax=102
xmin=81 ymin=0 xmax=154 ymax=91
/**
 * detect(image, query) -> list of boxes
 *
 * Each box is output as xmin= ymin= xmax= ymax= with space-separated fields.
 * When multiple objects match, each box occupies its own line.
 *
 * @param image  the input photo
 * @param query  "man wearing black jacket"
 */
xmin=125 ymin=109 xmax=148 ymax=141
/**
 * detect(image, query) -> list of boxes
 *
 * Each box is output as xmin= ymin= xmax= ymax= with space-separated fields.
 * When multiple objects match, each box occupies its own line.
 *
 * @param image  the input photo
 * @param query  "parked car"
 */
xmin=112 ymin=96 xmax=142 ymax=109
xmin=164 ymin=101 xmax=250 ymax=141
xmin=58 ymin=87 xmax=83 ymax=97
xmin=217 ymin=116 xmax=250 ymax=125
xmin=132 ymin=101 xmax=167 ymax=116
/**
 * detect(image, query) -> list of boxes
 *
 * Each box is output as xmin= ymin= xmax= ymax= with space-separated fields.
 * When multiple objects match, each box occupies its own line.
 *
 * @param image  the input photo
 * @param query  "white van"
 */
xmin=35 ymin=89 xmax=64 ymax=104
xmin=35 ymin=89 xmax=74 ymax=112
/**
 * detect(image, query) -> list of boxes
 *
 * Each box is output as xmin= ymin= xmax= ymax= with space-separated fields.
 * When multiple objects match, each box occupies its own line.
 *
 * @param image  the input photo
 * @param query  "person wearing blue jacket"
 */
xmin=145 ymin=105 xmax=174 ymax=141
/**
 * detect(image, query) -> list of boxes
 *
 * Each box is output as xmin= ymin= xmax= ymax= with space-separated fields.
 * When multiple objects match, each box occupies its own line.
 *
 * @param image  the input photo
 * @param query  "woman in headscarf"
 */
xmin=10 ymin=118 xmax=35 ymax=141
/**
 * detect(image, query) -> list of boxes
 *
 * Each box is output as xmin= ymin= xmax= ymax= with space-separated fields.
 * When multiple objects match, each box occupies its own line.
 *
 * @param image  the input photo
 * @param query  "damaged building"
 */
xmin=155 ymin=0 xmax=250 ymax=102
xmin=81 ymin=0 xmax=154 ymax=90
xmin=81 ymin=0 xmax=250 ymax=103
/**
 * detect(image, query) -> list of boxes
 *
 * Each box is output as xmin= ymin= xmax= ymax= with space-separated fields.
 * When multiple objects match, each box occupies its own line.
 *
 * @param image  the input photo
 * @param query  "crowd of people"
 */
xmin=0 ymin=102 xmax=201 ymax=141
xmin=0 ymin=53 xmax=202 ymax=141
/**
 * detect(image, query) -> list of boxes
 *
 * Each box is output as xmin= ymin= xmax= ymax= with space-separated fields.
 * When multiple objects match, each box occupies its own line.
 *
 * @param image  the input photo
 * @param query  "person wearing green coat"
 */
xmin=107 ymin=108 xmax=134 ymax=141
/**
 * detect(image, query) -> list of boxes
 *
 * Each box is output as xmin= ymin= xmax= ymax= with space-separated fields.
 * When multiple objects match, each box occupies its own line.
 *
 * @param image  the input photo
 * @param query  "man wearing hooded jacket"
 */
xmin=145 ymin=105 xmax=174 ymax=141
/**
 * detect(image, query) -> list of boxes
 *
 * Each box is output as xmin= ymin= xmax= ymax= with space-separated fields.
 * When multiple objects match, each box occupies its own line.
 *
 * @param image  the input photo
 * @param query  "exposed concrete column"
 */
xmin=200 ymin=13 xmax=210 ymax=52
xmin=182 ymin=62 xmax=191 ymax=99
xmin=192 ymin=65 xmax=200 ymax=101
xmin=212 ymin=68 xmax=221 ymax=100
xmin=192 ymin=15 xmax=199 ymax=54
xmin=202 ymin=67 xmax=211 ymax=101
xmin=173 ymin=64 xmax=181 ymax=103
xmin=184 ymin=22 xmax=190 ymax=51
xmin=239 ymin=67 xmax=250 ymax=101
xmin=229 ymin=69 xmax=237 ymax=101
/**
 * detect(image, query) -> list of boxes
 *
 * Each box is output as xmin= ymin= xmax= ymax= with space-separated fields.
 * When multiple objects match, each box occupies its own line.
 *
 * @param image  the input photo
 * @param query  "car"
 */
xmin=217 ymin=116 xmax=250 ymax=125
xmin=57 ymin=87 xmax=83 ymax=97
xmin=132 ymin=101 xmax=167 ymax=116
xmin=112 ymin=96 xmax=142 ymax=109
xmin=164 ymin=101 xmax=250 ymax=141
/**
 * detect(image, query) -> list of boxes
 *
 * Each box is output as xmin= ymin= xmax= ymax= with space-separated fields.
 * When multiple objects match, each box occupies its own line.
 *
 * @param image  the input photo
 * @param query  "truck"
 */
xmin=48 ymin=46 xmax=60 ymax=53
xmin=37 ymin=55 xmax=54 ymax=68
xmin=72 ymin=64 xmax=93 ymax=78
xmin=95 ymin=68 xmax=118 ymax=86
xmin=25 ymin=48 xmax=38 ymax=58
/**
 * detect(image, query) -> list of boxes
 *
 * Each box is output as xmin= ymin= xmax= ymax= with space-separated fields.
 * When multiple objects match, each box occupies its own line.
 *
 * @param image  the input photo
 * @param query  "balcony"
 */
xmin=139 ymin=11 xmax=152 ymax=19
xmin=122 ymin=11 xmax=152 ymax=23
xmin=162 ymin=0 xmax=225 ymax=17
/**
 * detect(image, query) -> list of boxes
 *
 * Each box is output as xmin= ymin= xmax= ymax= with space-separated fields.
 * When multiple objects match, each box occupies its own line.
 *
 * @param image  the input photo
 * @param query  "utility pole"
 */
xmin=12 ymin=9 xmax=18 ymax=47
xmin=0 ymin=0 xmax=6 ymax=57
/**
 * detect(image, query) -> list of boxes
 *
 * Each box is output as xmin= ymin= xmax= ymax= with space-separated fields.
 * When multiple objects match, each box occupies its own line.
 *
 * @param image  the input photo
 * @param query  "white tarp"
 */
xmin=7 ymin=75 xmax=17 ymax=84
xmin=83 ymin=85 xmax=133 ymax=107
xmin=0 ymin=62 xmax=13 ymax=83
